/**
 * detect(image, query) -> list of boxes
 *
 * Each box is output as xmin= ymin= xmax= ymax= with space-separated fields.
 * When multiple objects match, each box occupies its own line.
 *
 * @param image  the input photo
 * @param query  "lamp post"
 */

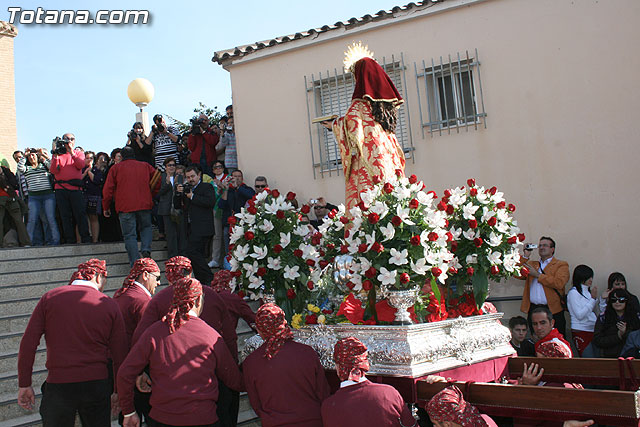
xmin=127 ymin=78 xmax=154 ymax=135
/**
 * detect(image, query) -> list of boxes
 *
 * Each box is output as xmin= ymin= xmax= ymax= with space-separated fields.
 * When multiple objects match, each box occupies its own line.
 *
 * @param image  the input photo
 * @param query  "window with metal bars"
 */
xmin=304 ymin=54 xmax=414 ymax=178
xmin=414 ymin=49 xmax=487 ymax=136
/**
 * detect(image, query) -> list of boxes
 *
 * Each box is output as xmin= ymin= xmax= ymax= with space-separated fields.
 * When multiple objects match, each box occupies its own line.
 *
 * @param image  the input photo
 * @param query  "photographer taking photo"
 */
xmin=187 ymin=113 xmax=218 ymax=177
xmin=126 ymin=122 xmax=153 ymax=166
xmin=50 ymin=133 xmax=91 ymax=243
xmin=146 ymin=114 xmax=179 ymax=172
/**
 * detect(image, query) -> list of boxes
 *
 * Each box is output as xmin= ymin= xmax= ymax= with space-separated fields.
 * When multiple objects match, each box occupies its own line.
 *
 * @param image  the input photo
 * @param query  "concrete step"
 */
xmin=0 ymin=368 xmax=46 ymax=395
xmin=0 ymin=412 xmax=41 ymax=426
xmin=0 ymin=349 xmax=46 ymax=374
xmin=0 ymin=241 xmax=167 ymax=261
xmin=1 ymin=263 xmax=144 ymax=287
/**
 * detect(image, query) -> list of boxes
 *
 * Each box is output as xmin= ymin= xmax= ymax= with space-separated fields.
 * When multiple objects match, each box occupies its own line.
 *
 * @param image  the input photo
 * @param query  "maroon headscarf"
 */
xmin=211 ymin=270 xmax=233 ymax=293
xmin=351 ymin=57 xmax=403 ymax=107
xmin=114 ymin=258 xmax=159 ymax=298
xmin=68 ymin=259 xmax=107 ymax=285
xmin=334 ymin=337 xmax=370 ymax=381
xmin=162 ymin=277 xmax=203 ymax=334
xmin=255 ymin=303 xmax=293 ymax=360
xmin=426 ymin=385 xmax=488 ymax=427
xmin=165 ymin=256 xmax=192 ymax=285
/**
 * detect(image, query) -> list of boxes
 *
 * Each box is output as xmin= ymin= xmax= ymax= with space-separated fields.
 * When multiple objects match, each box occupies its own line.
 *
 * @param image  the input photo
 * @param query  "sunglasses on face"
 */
xmin=255 ymin=185 xmax=266 ymax=189
xmin=612 ymin=297 xmax=627 ymax=303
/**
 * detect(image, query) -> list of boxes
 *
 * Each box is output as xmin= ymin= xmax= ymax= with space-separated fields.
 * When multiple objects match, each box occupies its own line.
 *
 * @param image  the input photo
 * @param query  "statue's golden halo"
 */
xmin=343 ymin=42 xmax=374 ymax=73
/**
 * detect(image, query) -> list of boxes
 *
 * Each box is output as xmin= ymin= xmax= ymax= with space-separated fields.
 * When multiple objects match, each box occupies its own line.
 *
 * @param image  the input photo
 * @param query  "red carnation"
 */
xmin=301 ymin=204 xmax=311 ymax=214
xmin=488 ymin=186 xmax=497 ymax=195
xmin=276 ymin=210 xmax=285 ymax=219
xmin=256 ymin=267 xmax=267 ymax=277
xmin=244 ymin=231 xmax=255 ymax=241
xmin=487 ymin=217 xmax=497 ymax=227
xmin=286 ymin=288 xmax=296 ymax=299
xmin=410 ymin=235 xmax=421 ymax=246
xmin=496 ymin=201 xmax=506 ymax=209
xmin=391 ymin=215 xmax=402 ymax=227
xmin=470 ymin=188 xmax=478 ymax=196
xmin=345 ymin=281 xmax=355 ymax=290
xmin=518 ymin=233 xmax=526 ymax=242
xmin=358 ymin=243 xmax=368 ymax=253
xmin=311 ymin=235 xmax=321 ymax=246
xmin=370 ymin=242 xmax=384 ymax=253
xmin=227 ymin=216 xmax=237 ymax=226
xmin=340 ymin=244 xmax=348 ymax=254
xmin=293 ymin=249 xmax=303 ymax=258
xmin=409 ymin=198 xmax=419 ymax=209
xmin=490 ymin=265 xmax=500 ymax=275
xmin=305 ymin=314 xmax=318 ymax=324
xmin=451 ymin=241 xmax=458 ymax=252
xmin=507 ymin=236 xmax=517 ymax=244
xmin=340 ymin=216 xmax=349 ymax=224
xmin=400 ymin=273 xmax=411 ymax=284
xmin=368 ymin=212 xmax=380 ymax=224
xmin=271 ymin=189 xmax=280 ymax=198
xmin=383 ymin=182 xmax=394 ymax=194
xmin=437 ymin=201 xmax=447 ymax=211
xmin=444 ymin=189 xmax=452 ymax=198
xmin=373 ymin=175 xmax=382 ymax=184
xmin=306 ymin=259 xmax=316 ymax=267
xmin=362 ymin=279 xmax=373 ymax=291
xmin=467 ymin=178 xmax=476 ymax=187
xmin=508 ymin=203 xmax=516 ymax=212
xmin=468 ymin=219 xmax=478 ymax=229
xmin=446 ymin=204 xmax=455 ymax=215
xmin=428 ymin=232 xmax=438 ymax=242
xmin=365 ymin=267 xmax=377 ymax=279
xmin=286 ymin=191 xmax=296 ymax=201
xmin=409 ymin=174 xmax=418 ymax=184
xmin=431 ymin=267 xmax=442 ymax=277
xmin=319 ymin=250 xmax=326 ymax=257
xmin=473 ymin=237 xmax=484 ymax=247
xmin=273 ymin=244 xmax=283 ymax=254
xmin=307 ymin=281 xmax=314 ymax=290
xmin=247 ymin=205 xmax=258 ymax=215
xmin=328 ymin=209 xmax=337 ymax=219
xmin=319 ymin=260 xmax=329 ymax=269
xmin=467 ymin=267 xmax=474 ymax=276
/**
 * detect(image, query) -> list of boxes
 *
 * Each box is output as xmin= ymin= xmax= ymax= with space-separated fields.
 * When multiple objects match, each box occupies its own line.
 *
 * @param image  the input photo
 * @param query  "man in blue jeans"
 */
xmin=102 ymin=147 xmax=156 ymax=265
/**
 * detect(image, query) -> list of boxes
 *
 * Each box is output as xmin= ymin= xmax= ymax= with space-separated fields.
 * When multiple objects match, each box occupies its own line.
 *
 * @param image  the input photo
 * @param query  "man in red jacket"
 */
xmin=17 ymin=259 xmax=128 ymax=427
xmin=102 ymin=146 xmax=156 ymax=265
xmin=118 ymin=277 xmax=244 ymax=427
xmin=188 ymin=113 xmax=219 ymax=176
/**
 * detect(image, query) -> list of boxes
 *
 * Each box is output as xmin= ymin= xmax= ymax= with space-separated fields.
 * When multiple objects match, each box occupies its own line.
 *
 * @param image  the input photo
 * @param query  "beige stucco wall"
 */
xmin=0 ymin=22 xmax=18 ymax=169
xmin=221 ymin=0 xmax=640 ymax=319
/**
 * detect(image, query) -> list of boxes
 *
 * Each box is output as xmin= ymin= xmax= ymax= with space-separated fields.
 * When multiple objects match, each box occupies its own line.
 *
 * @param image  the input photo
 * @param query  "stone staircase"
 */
xmin=0 ymin=242 xmax=261 ymax=426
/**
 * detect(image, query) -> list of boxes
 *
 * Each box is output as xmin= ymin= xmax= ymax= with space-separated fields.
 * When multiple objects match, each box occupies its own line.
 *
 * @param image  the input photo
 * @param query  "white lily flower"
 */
xmin=229 ymin=226 xmax=245 ymax=244
xmin=229 ymin=277 xmax=237 ymax=292
xmin=267 ymin=256 xmax=282 ymax=270
xmin=255 ymin=190 xmax=269 ymax=203
xmin=264 ymin=200 xmax=280 ymax=215
xmin=351 ymin=215 xmax=363 ymax=231
xmin=393 ymin=185 xmax=411 ymax=200
xmin=248 ymin=275 xmax=264 ymax=289
xmin=449 ymin=227 xmax=462 ymax=239
xmin=497 ymin=209 xmax=510 ymax=223
xmin=259 ymin=219 xmax=274 ymax=233
xmin=243 ymin=261 xmax=259 ymax=278
xmin=389 ymin=248 xmax=409 ymax=265
xmin=293 ymin=225 xmax=310 ymax=237
xmin=350 ymin=274 xmax=363 ymax=292
xmin=380 ymin=222 xmax=395 ymax=241
xmin=234 ymin=244 xmax=250 ymax=261
xmin=481 ymin=207 xmax=494 ymax=223
xmin=358 ymin=257 xmax=372 ymax=273
xmin=425 ymin=210 xmax=447 ymax=228
xmin=364 ymin=231 xmax=376 ymax=249
xmin=488 ymin=251 xmax=502 ymax=265
xmin=490 ymin=191 xmax=505 ymax=204
xmin=377 ymin=267 xmax=397 ymax=286
xmin=280 ymin=232 xmax=291 ymax=248
xmin=416 ymin=190 xmax=435 ymax=206
xmin=462 ymin=228 xmax=477 ymax=240
xmin=411 ymin=258 xmax=429 ymax=275
xmin=476 ymin=192 xmax=489 ymax=204
xmin=496 ymin=221 xmax=510 ymax=234
xmin=466 ymin=254 xmax=478 ymax=264
xmin=251 ymin=246 xmax=268 ymax=260
xmin=370 ymin=201 xmax=389 ymax=219
xmin=360 ymin=189 xmax=376 ymax=206
xmin=396 ymin=206 xmax=415 ymax=225
xmin=450 ymin=257 xmax=463 ymax=270
xmin=487 ymin=232 xmax=502 ymax=247
xmin=503 ymin=252 xmax=518 ymax=272
xmin=462 ymin=203 xmax=479 ymax=220
xmin=229 ymin=257 xmax=239 ymax=271
xmin=242 ymin=213 xmax=256 ymax=225
xmin=449 ymin=187 xmax=467 ymax=207
xmin=283 ymin=265 xmax=300 ymax=280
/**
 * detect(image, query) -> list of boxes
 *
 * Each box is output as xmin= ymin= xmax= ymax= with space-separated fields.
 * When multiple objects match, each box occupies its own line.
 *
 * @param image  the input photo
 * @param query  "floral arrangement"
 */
xmin=228 ymin=189 xmax=322 ymax=321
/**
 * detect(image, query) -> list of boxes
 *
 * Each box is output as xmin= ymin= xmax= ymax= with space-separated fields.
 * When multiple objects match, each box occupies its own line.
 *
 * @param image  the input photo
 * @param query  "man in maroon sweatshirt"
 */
xmin=113 ymin=257 xmax=161 ymax=424
xmin=17 ymin=259 xmax=128 ymax=427
xmin=243 ymin=303 xmax=330 ymax=427
xmin=118 ymin=277 xmax=244 ymax=427
xmin=321 ymin=337 xmax=416 ymax=427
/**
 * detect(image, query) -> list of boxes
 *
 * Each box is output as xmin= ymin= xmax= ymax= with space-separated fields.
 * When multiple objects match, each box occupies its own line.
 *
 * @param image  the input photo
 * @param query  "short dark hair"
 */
xmin=186 ymin=164 xmax=201 ymax=175
xmin=255 ymin=176 xmax=267 ymax=184
xmin=226 ymin=104 xmax=233 ymax=111
xmin=163 ymin=157 xmax=176 ymax=166
xmin=540 ymin=236 xmax=556 ymax=248
xmin=153 ymin=114 xmax=163 ymax=123
xmin=13 ymin=150 xmax=23 ymax=156
xmin=608 ymin=272 xmax=627 ymax=290
xmin=121 ymin=146 xmax=135 ymax=160
xmin=531 ymin=306 xmax=553 ymax=322
xmin=509 ymin=316 xmax=528 ymax=329
xmin=232 ymin=169 xmax=243 ymax=177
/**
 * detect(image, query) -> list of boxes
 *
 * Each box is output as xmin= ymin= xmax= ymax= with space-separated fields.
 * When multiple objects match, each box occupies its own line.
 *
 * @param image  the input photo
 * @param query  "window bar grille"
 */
xmin=475 ymin=48 xmax=487 ymax=129
xmin=439 ymin=56 xmax=452 ymax=135
xmin=318 ymin=71 xmax=334 ymax=177
xmin=430 ymin=57 xmax=442 ymax=137
xmin=414 ymin=61 xmax=426 ymax=139
xmin=311 ymin=73 xmax=326 ymax=178
xmin=399 ymin=52 xmax=415 ymax=162
xmin=304 ymin=75 xmax=317 ymax=179
xmin=456 ymin=52 xmax=469 ymax=132
xmin=465 ymin=50 xmax=478 ymax=131
xmin=448 ymin=54 xmax=460 ymax=134
xmin=325 ymin=69 xmax=340 ymax=176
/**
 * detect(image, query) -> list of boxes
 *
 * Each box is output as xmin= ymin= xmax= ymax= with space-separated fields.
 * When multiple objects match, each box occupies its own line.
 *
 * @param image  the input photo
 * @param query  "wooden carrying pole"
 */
xmin=417 ymin=381 xmax=640 ymax=426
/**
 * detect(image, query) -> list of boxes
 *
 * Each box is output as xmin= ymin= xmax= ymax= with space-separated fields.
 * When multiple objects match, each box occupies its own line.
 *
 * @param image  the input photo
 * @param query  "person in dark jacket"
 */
xmin=157 ymin=157 xmax=182 ymax=257
xmin=218 ymin=169 xmax=255 ymax=256
xmin=593 ymin=288 xmax=640 ymax=358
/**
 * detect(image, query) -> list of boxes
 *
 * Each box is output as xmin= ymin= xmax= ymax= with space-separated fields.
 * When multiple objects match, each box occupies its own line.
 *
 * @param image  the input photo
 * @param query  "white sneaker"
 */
xmin=208 ymin=260 xmax=220 ymax=268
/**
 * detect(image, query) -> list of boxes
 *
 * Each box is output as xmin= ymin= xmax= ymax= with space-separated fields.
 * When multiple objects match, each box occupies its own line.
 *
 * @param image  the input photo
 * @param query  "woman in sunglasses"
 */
xmin=593 ymin=288 xmax=640 ymax=358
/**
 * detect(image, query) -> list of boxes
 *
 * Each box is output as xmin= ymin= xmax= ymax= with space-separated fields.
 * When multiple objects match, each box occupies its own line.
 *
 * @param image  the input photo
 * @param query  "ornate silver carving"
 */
xmin=386 ymin=287 xmax=420 ymax=325
xmin=332 ymin=255 xmax=354 ymax=293
xmin=239 ymin=313 xmax=515 ymax=378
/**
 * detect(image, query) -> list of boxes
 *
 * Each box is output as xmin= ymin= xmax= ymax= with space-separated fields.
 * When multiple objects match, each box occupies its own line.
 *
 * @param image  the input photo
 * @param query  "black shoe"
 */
xmin=141 ymin=251 xmax=151 ymax=258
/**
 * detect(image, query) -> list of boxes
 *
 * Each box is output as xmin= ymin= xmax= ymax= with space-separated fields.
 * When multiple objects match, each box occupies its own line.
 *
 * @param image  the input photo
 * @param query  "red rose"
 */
xmin=273 ymin=244 xmax=283 ymax=254
xmin=446 ymin=232 xmax=454 ymax=242
xmin=311 ymin=235 xmax=321 ymax=245
xmin=368 ymin=212 xmax=380 ymax=224
xmin=307 ymin=281 xmax=314 ymax=290
xmin=409 ymin=198 xmax=419 ymax=209
xmin=286 ymin=191 xmax=296 ymax=201
xmin=271 ymin=189 xmax=280 ymax=198
xmin=444 ymin=189 xmax=452 ymax=198
xmin=365 ymin=267 xmax=377 ymax=279
xmin=293 ymin=249 xmax=303 ymax=258
xmin=301 ymin=204 xmax=311 ymax=214
xmin=319 ymin=250 xmax=326 ymax=257
xmin=373 ymin=175 xmax=382 ymax=184
xmin=306 ymin=259 xmax=316 ymax=267
xmin=395 ymin=168 xmax=403 ymax=177
xmin=487 ymin=217 xmax=497 ymax=227
xmin=518 ymin=233 xmax=526 ymax=242
xmin=441 ymin=196 xmax=449 ymax=204
xmin=328 ymin=209 xmax=337 ymax=219
xmin=473 ymin=237 xmax=483 ymax=247
xmin=431 ymin=267 xmax=442 ymax=277
xmin=468 ymin=219 xmax=478 ymax=229
xmin=370 ymin=242 xmax=384 ymax=253
xmin=383 ymin=182 xmax=394 ymax=194
xmin=467 ymin=266 xmax=475 ymax=276
xmin=244 ymin=231 xmax=255 ymax=241
xmin=446 ymin=204 xmax=455 ymax=215
xmin=227 ymin=217 xmax=237 ymax=226
xmin=489 ymin=186 xmax=497 ymax=195
xmin=508 ymin=203 xmax=516 ymax=212
xmin=400 ymin=273 xmax=410 ymax=284
xmin=410 ymin=235 xmax=421 ymax=246
xmin=491 ymin=265 xmax=500 ymax=275
xmin=256 ymin=267 xmax=267 ymax=277
xmin=340 ymin=216 xmax=349 ymax=224
xmin=507 ymin=236 xmax=517 ymax=244
xmin=521 ymin=266 xmax=530 ymax=277
xmin=409 ymin=174 xmax=418 ymax=184
xmin=276 ymin=210 xmax=285 ymax=219
xmin=496 ymin=201 xmax=506 ymax=209
xmin=340 ymin=244 xmax=348 ymax=254
xmin=358 ymin=243 xmax=368 ymax=253
xmin=247 ymin=205 xmax=258 ymax=215
xmin=344 ymin=230 xmax=350 ymax=239
xmin=238 ymin=290 xmax=246 ymax=298
xmin=467 ymin=178 xmax=476 ymax=187
xmin=286 ymin=288 xmax=296 ymax=299
xmin=451 ymin=241 xmax=458 ymax=252
xmin=428 ymin=232 xmax=438 ymax=242
xmin=470 ymin=188 xmax=478 ymax=196
xmin=345 ymin=281 xmax=355 ymax=290
xmin=305 ymin=313 xmax=318 ymax=324
xmin=319 ymin=260 xmax=329 ymax=269
xmin=322 ymin=309 xmax=333 ymax=315
xmin=362 ymin=279 xmax=373 ymax=290
xmin=437 ymin=201 xmax=447 ymax=211
xmin=358 ymin=201 xmax=368 ymax=212
xmin=391 ymin=215 xmax=402 ymax=227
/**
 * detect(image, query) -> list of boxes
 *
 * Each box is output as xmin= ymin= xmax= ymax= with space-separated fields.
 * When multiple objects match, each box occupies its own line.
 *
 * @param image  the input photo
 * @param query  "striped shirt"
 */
xmin=153 ymin=126 xmax=179 ymax=172
xmin=17 ymin=158 xmax=54 ymax=196
xmin=220 ymin=132 xmax=237 ymax=170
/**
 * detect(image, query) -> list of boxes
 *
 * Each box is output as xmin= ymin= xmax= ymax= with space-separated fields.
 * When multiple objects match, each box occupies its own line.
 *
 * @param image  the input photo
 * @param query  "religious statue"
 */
xmin=319 ymin=43 xmax=406 ymax=212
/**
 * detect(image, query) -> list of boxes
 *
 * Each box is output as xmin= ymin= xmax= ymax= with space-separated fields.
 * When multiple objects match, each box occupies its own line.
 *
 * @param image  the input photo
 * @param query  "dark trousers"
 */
xmin=216 ymin=380 xmax=239 ymax=427
xmin=528 ymin=303 xmax=567 ymax=338
xmin=149 ymin=419 xmax=219 ymax=427
xmin=39 ymin=379 xmax=110 ymax=427
xmin=186 ymin=233 xmax=213 ymax=285
xmin=55 ymin=189 xmax=90 ymax=243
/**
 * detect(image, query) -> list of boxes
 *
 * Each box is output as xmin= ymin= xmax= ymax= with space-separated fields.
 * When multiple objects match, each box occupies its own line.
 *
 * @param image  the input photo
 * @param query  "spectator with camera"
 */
xmin=218 ymin=169 xmax=255 ymax=255
xmin=567 ymin=265 xmax=598 ymax=356
xmin=309 ymin=197 xmax=338 ymax=229
xmin=12 ymin=150 xmax=29 ymax=203
xmin=50 ymin=133 xmax=91 ymax=244
xmin=158 ymin=157 xmax=182 ymax=258
xmin=187 ymin=114 xmax=219 ymax=177
xmin=217 ymin=116 xmax=237 ymax=172
xmin=82 ymin=151 xmax=107 ymax=243
xmin=126 ymin=121 xmax=153 ymax=166
xmin=208 ymin=160 xmax=229 ymax=269
xmin=147 ymin=114 xmax=179 ymax=172
xmin=17 ymin=148 xmax=60 ymax=246
xmin=0 ymin=162 xmax=30 ymax=247
xmin=174 ymin=165 xmax=216 ymax=285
